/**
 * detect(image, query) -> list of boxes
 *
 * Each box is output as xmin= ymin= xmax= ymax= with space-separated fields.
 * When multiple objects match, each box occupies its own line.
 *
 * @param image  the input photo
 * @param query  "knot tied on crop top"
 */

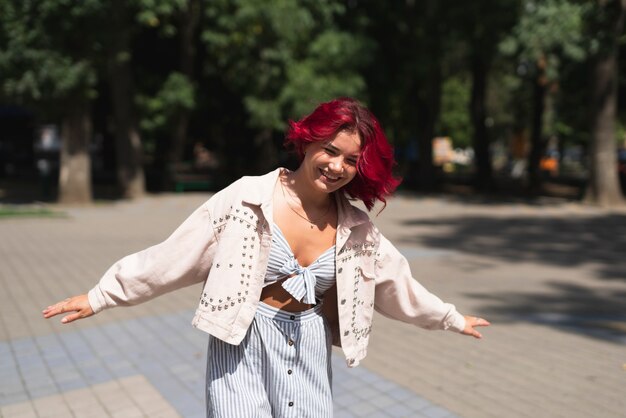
xmin=264 ymin=224 xmax=336 ymax=304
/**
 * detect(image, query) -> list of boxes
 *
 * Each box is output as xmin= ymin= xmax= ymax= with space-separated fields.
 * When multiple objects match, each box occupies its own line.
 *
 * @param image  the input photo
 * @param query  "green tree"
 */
xmin=108 ymin=0 xmax=144 ymax=199
xmin=202 ymin=0 xmax=371 ymax=171
xmin=584 ymin=0 xmax=626 ymax=206
xmin=455 ymin=0 xmax=520 ymax=191
xmin=352 ymin=0 xmax=448 ymax=190
xmin=500 ymin=0 xmax=587 ymax=190
xmin=170 ymin=0 xmax=201 ymax=164
xmin=107 ymin=0 xmax=187 ymax=197
xmin=438 ymin=77 xmax=471 ymax=149
xmin=1 ymin=0 xmax=191 ymax=199
xmin=133 ymin=0 xmax=203 ymax=167
xmin=0 ymin=0 xmax=102 ymax=203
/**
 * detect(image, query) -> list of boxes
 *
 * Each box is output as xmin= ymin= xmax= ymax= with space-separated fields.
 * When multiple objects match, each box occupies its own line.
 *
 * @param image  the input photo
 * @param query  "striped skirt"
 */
xmin=206 ymin=302 xmax=333 ymax=418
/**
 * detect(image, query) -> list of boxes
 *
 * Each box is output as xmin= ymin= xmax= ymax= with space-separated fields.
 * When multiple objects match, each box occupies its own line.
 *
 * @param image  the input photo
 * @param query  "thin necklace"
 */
xmin=280 ymin=176 xmax=332 ymax=229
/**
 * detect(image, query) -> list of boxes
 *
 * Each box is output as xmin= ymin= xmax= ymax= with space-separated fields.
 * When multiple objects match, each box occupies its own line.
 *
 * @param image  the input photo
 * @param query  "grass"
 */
xmin=0 ymin=205 xmax=67 ymax=219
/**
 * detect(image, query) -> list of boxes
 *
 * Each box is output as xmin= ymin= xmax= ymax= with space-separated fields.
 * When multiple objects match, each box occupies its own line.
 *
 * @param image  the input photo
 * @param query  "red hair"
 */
xmin=285 ymin=98 xmax=401 ymax=211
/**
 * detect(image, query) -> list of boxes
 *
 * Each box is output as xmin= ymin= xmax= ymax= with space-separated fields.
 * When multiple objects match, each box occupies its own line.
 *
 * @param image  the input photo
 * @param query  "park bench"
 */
xmin=169 ymin=162 xmax=214 ymax=192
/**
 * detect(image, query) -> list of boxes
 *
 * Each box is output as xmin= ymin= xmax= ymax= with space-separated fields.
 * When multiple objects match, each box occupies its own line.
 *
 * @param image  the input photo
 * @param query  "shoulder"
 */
xmin=204 ymin=168 xmax=281 ymax=210
xmin=337 ymin=193 xmax=376 ymax=229
xmin=223 ymin=170 xmax=278 ymax=193
xmin=337 ymin=194 xmax=381 ymax=246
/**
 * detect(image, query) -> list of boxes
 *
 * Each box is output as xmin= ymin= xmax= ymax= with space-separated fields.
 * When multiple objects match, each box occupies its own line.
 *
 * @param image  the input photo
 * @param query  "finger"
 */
xmin=468 ymin=326 xmax=483 ymax=339
xmin=43 ymin=299 xmax=75 ymax=318
xmin=473 ymin=318 xmax=491 ymax=327
xmin=43 ymin=302 xmax=71 ymax=318
xmin=61 ymin=311 xmax=85 ymax=324
xmin=42 ymin=303 xmax=63 ymax=318
xmin=61 ymin=309 xmax=92 ymax=324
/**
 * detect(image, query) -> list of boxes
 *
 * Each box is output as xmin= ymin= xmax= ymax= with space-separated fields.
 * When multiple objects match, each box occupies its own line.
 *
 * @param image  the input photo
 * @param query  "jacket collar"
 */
xmin=335 ymin=192 xmax=372 ymax=250
xmin=335 ymin=192 xmax=370 ymax=230
xmin=240 ymin=168 xmax=372 ymax=247
xmin=241 ymin=167 xmax=282 ymax=208
xmin=240 ymin=168 xmax=281 ymax=230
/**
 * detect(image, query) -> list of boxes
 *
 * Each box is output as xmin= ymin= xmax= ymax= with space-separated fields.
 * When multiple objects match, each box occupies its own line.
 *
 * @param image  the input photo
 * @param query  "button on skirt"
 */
xmin=206 ymin=302 xmax=333 ymax=418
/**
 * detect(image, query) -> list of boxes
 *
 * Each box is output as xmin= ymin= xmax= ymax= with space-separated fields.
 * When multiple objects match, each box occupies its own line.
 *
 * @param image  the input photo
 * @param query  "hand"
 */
xmin=42 ymin=294 xmax=94 ymax=324
xmin=462 ymin=315 xmax=490 ymax=339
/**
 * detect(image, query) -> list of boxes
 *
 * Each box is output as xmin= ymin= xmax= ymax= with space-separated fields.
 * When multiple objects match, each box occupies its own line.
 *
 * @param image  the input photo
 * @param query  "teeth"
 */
xmin=322 ymin=171 xmax=339 ymax=180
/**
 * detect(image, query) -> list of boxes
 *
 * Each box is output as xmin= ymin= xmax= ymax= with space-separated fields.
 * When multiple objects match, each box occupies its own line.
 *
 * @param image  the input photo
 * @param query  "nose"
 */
xmin=329 ymin=157 xmax=344 ymax=172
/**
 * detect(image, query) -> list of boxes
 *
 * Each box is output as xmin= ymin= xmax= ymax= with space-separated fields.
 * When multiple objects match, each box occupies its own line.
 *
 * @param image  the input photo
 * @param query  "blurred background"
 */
xmin=1 ymin=0 xmax=625 ymax=206
xmin=2 ymin=3 xmax=626 ymax=417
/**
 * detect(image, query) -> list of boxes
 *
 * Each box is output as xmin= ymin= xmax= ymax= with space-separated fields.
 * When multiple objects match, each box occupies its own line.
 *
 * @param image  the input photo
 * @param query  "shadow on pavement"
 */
xmin=466 ymin=280 xmax=626 ymax=344
xmin=398 ymin=213 xmax=626 ymax=343
xmin=399 ymin=214 xmax=626 ymax=281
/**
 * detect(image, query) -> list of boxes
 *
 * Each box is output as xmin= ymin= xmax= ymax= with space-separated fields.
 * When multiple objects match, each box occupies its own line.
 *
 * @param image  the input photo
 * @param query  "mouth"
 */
xmin=319 ymin=168 xmax=342 ymax=183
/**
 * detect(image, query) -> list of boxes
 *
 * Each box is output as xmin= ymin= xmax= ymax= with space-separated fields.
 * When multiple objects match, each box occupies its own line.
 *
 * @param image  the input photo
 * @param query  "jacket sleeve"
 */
xmin=373 ymin=234 xmax=466 ymax=333
xmin=87 ymin=202 xmax=217 ymax=313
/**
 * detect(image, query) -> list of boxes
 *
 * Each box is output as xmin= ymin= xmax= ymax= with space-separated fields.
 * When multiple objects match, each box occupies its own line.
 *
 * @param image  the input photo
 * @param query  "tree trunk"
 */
xmin=170 ymin=0 xmax=201 ymax=164
xmin=585 ymin=0 xmax=625 ymax=207
xmin=528 ymin=61 xmax=547 ymax=192
xmin=470 ymin=51 xmax=494 ymax=192
xmin=108 ymin=0 xmax=145 ymax=199
xmin=416 ymin=74 xmax=441 ymax=192
xmin=414 ymin=1 xmax=442 ymax=192
xmin=59 ymin=102 xmax=92 ymax=204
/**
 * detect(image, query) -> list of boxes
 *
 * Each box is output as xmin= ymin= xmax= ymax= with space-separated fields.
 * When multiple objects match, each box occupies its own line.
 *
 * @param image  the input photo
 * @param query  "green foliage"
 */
xmin=499 ymin=0 xmax=587 ymax=81
xmin=2 ymin=0 xmax=623 ymax=193
xmin=582 ymin=0 xmax=625 ymax=56
xmin=0 ymin=1 xmax=102 ymax=108
xmin=134 ymin=0 xmax=186 ymax=36
xmin=243 ymin=97 xmax=283 ymax=131
xmin=437 ymin=76 xmax=472 ymax=148
xmin=136 ymin=72 xmax=195 ymax=133
xmin=202 ymin=0 xmax=370 ymax=131
xmin=279 ymin=30 xmax=372 ymax=123
xmin=487 ymin=69 xmax=526 ymax=130
xmin=0 ymin=0 xmax=188 ymax=107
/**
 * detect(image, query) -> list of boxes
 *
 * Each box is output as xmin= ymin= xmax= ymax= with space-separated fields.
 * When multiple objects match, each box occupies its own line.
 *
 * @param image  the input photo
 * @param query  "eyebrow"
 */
xmin=326 ymin=142 xmax=360 ymax=159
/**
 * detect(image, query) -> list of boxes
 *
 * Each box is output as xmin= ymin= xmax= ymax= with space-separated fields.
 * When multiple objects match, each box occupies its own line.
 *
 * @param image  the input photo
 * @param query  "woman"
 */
xmin=44 ymin=98 xmax=489 ymax=417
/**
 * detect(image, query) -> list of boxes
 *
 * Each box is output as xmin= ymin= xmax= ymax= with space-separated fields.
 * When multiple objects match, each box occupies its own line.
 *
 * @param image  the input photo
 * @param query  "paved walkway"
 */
xmin=1 ymin=192 xmax=625 ymax=417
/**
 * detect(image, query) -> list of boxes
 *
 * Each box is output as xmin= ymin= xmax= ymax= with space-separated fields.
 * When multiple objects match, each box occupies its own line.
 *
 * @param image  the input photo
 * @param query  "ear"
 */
xmin=302 ymin=142 xmax=315 ymax=156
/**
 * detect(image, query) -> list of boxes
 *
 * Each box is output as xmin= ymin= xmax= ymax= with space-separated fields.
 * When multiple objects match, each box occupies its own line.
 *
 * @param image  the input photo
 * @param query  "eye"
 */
xmin=324 ymin=147 xmax=338 ymax=155
xmin=346 ymin=158 xmax=357 ymax=166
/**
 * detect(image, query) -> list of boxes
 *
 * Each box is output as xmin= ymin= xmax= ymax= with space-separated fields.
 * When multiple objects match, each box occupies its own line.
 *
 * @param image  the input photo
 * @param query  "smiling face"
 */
xmin=299 ymin=130 xmax=362 ymax=194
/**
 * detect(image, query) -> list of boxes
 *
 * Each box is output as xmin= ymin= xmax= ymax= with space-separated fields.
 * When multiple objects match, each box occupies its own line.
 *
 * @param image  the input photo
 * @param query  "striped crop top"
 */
xmin=264 ymin=224 xmax=336 ymax=304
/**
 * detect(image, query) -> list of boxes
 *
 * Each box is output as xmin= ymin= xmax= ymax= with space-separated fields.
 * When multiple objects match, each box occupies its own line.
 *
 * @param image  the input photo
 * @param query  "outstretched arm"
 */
xmin=42 ymin=201 xmax=216 ymax=322
xmin=374 ymin=234 xmax=490 ymax=337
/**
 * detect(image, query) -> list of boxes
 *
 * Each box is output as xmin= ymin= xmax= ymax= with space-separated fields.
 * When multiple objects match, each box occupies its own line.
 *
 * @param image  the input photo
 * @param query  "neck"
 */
xmin=286 ymin=168 xmax=332 ymax=209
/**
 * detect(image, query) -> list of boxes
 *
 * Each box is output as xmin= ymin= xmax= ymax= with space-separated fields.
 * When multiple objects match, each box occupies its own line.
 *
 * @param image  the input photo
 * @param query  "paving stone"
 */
xmin=346 ymin=401 xmax=378 ymax=416
xmin=31 ymin=396 xmax=73 ymax=417
xmin=365 ymin=393 xmax=397 ymax=409
xmin=0 ymin=401 xmax=37 ymax=418
xmin=385 ymin=402 xmax=415 ymax=417
xmin=421 ymin=404 xmax=460 ymax=418
xmin=387 ymin=387 xmax=416 ymax=402
xmin=334 ymin=392 xmax=361 ymax=408
xmin=2 ymin=194 xmax=625 ymax=417
xmin=403 ymin=395 xmax=435 ymax=411
xmin=364 ymin=411 xmax=392 ymax=418
xmin=334 ymin=410 xmax=357 ymax=418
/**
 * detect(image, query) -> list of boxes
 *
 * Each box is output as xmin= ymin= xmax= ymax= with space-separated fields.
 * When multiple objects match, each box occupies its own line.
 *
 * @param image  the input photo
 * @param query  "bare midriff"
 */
xmin=260 ymin=280 xmax=315 ymax=312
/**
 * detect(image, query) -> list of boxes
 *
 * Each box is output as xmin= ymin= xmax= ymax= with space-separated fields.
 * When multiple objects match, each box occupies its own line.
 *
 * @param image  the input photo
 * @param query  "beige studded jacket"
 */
xmin=87 ymin=168 xmax=466 ymax=367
